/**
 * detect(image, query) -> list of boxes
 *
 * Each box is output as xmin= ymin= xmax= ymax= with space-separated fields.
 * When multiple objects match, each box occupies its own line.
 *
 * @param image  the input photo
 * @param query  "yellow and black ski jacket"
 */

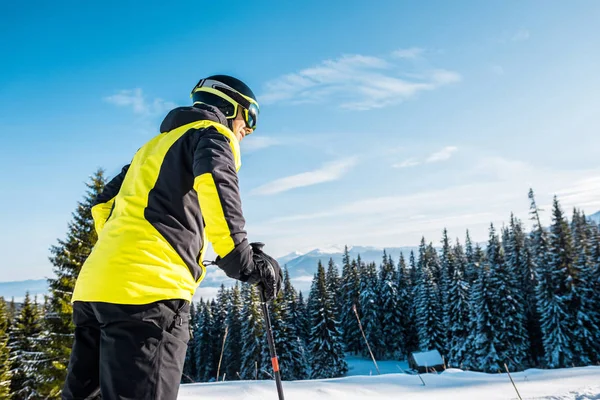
xmin=72 ymin=104 xmax=254 ymax=305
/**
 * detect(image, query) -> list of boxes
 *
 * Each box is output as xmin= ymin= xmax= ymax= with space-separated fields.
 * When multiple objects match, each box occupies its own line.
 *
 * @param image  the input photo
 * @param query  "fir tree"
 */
xmin=469 ymin=260 xmax=502 ymax=372
xmin=182 ymin=302 xmax=198 ymax=383
xmin=588 ymin=221 xmax=600 ymax=346
xmin=379 ymin=251 xmax=402 ymax=359
xmin=308 ymin=262 xmax=347 ymax=379
xmin=41 ymin=169 xmax=106 ymax=398
xmin=439 ymin=229 xmax=455 ymax=355
xmin=9 ymin=293 xmax=44 ymax=399
xmin=239 ymin=284 xmax=264 ymax=380
xmin=223 ymin=284 xmax=243 ymax=380
xmin=487 ymin=224 xmax=529 ymax=371
xmin=358 ymin=262 xmax=384 ymax=359
xmin=464 ymin=230 xmax=476 ymax=284
xmin=447 ymin=240 xmax=471 ymax=367
xmin=569 ymin=209 xmax=600 ymax=365
xmin=340 ymin=257 xmax=362 ymax=355
xmin=325 ymin=258 xmax=341 ymax=321
xmin=196 ymin=300 xmax=217 ymax=381
xmin=398 ymin=253 xmax=418 ymax=356
xmin=536 ymin=196 xmax=575 ymax=368
xmin=507 ymin=214 xmax=542 ymax=366
xmin=281 ymin=268 xmax=309 ymax=380
xmin=295 ymin=291 xmax=310 ymax=347
xmin=0 ymin=298 xmax=11 ymax=399
xmin=415 ymin=238 xmax=444 ymax=353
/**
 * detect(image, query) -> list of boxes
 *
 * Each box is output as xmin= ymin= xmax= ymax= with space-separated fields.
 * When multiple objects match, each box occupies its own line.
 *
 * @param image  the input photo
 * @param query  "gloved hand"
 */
xmin=246 ymin=242 xmax=283 ymax=302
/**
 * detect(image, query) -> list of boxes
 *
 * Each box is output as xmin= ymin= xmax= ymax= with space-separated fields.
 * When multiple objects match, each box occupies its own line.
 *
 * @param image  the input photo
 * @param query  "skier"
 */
xmin=62 ymin=75 xmax=283 ymax=400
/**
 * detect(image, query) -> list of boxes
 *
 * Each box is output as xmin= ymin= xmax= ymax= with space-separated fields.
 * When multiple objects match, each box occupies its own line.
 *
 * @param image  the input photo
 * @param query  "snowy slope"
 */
xmin=178 ymin=366 xmax=600 ymax=399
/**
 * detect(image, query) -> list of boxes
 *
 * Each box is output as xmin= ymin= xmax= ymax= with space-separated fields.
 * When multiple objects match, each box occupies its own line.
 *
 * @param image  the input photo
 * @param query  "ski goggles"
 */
xmin=191 ymin=79 xmax=259 ymax=131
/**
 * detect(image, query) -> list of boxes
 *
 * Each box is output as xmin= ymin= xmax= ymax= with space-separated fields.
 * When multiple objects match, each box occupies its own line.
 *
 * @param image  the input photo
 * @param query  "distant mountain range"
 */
xmin=0 ymin=245 xmax=416 ymax=301
xmin=5 ymin=209 xmax=600 ymax=302
xmin=0 ymin=279 xmax=49 ymax=303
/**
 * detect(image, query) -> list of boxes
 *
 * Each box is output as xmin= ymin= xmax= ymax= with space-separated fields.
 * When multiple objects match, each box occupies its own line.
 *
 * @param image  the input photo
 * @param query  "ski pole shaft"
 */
xmin=259 ymin=290 xmax=285 ymax=400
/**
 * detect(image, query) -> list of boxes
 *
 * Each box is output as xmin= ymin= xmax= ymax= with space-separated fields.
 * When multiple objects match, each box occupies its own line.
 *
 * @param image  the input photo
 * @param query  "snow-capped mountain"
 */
xmin=588 ymin=210 xmax=600 ymax=225
xmin=279 ymin=245 xmax=420 ymax=294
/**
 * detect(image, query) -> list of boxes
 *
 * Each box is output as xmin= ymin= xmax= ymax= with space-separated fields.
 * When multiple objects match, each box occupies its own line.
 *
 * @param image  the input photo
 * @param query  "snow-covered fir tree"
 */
xmin=223 ymin=284 xmax=243 ymax=380
xmin=379 ymin=250 xmax=402 ymax=359
xmin=182 ymin=301 xmax=198 ymax=383
xmin=239 ymin=284 xmax=265 ymax=380
xmin=507 ymin=214 xmax=542 ymax=366
xmin=41 ymin=169 xmax=105 ymax=398
xmin=195 ymin=300 xmax=217 ymax=381
xmin=340 ymin=255 xmax=362 ymax=355
xmin=447 ymin=239 xmax=471 ymax=367
xmin=439 ymin=229 xmax=455 ymax=355
xmin=569 ymin=209 xmax=600 ymax=365
xmin=325 ymin=258 xmax=341 ymax=322
xmin=588 ymin=221 xmax=600 ymax=347
xmin=9 ymin=293 xmax=44 ymax=399
xmin=536 ymin=196 xmax=575 ymax=368
xmin=0 ymin=298 xmax=11 ymax=399
xmin=281 ymin=268 xmax=309 ymax=380
xmin=358 ymin=261 xmax=384 ymax=359
xmin=295 ymin=291 xmax=310 ymax=347
xmin=464 ymin=231 xmax=477 ymax=284
xmin=398 ymin=253 xmax=418 ymax=356
xmin=415 ymin=238 xmax=444 ymax=353
xmin=307 ymin=262 xmax=347 ymax=379
xmin=469 ymin=258 xmax=502 ymax=372
xmin=213 ymin=284 xmax=230 ymax=380
xmin=487 ymin=224 xmax=529 ymax=371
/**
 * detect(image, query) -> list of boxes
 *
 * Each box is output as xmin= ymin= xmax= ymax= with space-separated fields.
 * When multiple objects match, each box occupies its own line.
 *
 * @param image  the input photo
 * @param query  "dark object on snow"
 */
xmin=408 ymin=350 xmax=444 ymax=373
xmin=260 ymin=291 xmax=285 ymax=400
xmin=62 ymin=299 xmax=190 ymax=400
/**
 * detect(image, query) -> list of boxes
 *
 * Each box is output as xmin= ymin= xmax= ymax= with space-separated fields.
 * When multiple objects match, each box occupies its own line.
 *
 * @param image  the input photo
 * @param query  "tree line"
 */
xmin=1 ymin=170 xmax=598 ymax=398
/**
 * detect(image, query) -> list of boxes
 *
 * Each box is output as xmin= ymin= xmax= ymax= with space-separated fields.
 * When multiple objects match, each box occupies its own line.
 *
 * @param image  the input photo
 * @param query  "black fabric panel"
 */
xmin=62 ymin=302 xmax=102 ymax=399
xmin=87 ymin=300 xmax=188 ymax=400
xmin=145 ymin=132 xmax=204 ymax=281
xmin=216 ymin=239 xmax=255 ymax=281
xmin=192 ymin=130 xmax=247 ymax=247
xmin=93 ymin=164 xmax=130 ymax=206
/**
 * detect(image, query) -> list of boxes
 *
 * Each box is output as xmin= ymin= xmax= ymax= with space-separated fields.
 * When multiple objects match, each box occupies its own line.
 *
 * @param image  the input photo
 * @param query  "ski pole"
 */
xmin=259 ymin=290 xmax=285 ymax=400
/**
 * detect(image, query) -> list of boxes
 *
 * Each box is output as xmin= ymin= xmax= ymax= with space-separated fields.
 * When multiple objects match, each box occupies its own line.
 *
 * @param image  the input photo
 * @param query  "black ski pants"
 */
xmin=62 ymin=299 xmax=190 ymax=400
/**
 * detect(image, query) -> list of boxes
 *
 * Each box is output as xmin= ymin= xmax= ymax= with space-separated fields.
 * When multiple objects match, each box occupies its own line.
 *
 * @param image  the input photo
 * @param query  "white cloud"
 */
xmin=251 ymin=157 xmax=358 ymax=195
xmin=292 ymin=275 xmax=315 ymax=283
xmin=512 ymin=29 xmax=530 ymax=42
xmin=391 ymin=47 xmax=424 ymax=59
xmin=192 ymin=286 xmax=219 ymax=302
xmin=426 ymin=146 xmax=458 ymax=163
xmin=104 ymin=88 xmax=176 ymax=117
xmin=393 ymin=158 xmax=420 ymax=168
xmin=241 ymin=136 xmax=280 ymax=152
xmin=260 ymin=50 xmax=460 ymax=110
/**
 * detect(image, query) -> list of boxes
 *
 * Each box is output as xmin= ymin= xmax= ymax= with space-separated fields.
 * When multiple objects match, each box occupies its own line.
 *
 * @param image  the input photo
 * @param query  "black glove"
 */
xmin=247 ymin=242 xmax=283 ymax=302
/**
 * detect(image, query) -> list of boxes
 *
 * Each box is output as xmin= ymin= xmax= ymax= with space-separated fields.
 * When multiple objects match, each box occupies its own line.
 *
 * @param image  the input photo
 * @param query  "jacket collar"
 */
xmin=160 ymin=103 xmax=229 ymax=133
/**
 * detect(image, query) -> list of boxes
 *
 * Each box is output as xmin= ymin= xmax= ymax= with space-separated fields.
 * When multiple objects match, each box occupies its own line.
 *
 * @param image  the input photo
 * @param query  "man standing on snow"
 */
xmin=62 ymin=75 xmax=283 ymax=400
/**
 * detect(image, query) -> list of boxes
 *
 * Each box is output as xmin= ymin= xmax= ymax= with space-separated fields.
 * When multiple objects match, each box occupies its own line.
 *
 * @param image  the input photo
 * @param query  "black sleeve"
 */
xmin=192 ymin=129 xmax=253 ymax=280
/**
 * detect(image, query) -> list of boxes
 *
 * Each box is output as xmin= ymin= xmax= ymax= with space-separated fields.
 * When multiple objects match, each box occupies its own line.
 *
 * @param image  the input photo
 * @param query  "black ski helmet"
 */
xmin=191 ymin=74 xmax=259 ymax=131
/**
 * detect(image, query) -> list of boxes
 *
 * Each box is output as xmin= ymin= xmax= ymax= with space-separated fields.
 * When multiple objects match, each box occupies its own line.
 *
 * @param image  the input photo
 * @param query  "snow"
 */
xmin=411 ymin=349 xmax=444 ymax=367
xmin=178 ymin=363 xmax=600 ymax=399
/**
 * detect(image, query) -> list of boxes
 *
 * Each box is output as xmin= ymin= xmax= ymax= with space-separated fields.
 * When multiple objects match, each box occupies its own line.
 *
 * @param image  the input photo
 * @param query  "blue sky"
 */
xmin=1 ymin=1 xmax=600 ymax=282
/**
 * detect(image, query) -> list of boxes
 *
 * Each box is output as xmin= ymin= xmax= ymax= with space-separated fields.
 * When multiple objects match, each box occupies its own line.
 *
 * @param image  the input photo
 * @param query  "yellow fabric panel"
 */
xmin=73 ymin=119 xmax=237 ymax=305
xmin=194 ymin=173 xmax=235 ymax=258
xmin=91 ymin=199 xmax=115 ymax=235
